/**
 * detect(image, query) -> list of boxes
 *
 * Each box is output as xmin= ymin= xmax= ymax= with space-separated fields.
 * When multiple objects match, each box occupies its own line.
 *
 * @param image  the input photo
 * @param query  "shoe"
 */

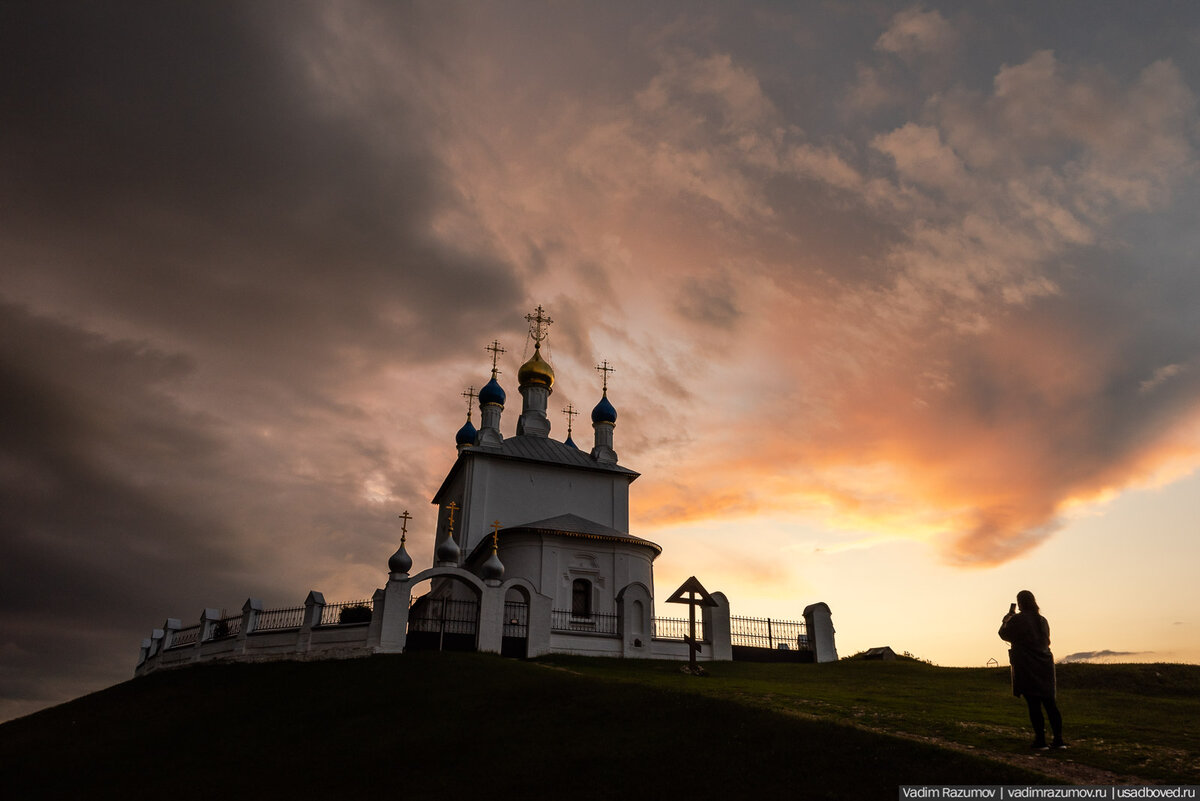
xmin=1031 ymin=741 xmax=1049 ymax=751
xmin=1050 ymin=741 xmax=1067 ymax=750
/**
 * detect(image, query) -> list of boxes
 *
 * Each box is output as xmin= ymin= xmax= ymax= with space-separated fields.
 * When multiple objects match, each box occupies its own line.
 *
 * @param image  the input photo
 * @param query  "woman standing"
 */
xmin=999 ymin=590 xmax=1065 ymax=750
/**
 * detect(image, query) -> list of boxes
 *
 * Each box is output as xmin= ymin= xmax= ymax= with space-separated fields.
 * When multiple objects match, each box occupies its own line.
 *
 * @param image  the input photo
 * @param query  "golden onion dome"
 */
xmin=517 ymin=345 xmax=555 ymax=389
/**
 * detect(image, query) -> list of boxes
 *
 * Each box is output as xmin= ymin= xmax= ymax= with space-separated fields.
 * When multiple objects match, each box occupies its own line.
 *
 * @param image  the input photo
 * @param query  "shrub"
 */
xmin=338 ymin=604 xmax=372 ymax=624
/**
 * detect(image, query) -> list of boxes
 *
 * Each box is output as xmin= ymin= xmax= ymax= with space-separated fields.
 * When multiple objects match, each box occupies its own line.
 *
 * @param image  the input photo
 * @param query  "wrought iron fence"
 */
xmin=503 ymin=602 xmax=529 ymax=638
xmin=169 ymin=625 xmax=200 ymax=648
xmin=319 ymin=599 xmax=374 ymax=626
xmin=254 ymin=605 xmax=305 ymax=632
xmin=653 ymin=615 xmax=706 ymax=643
xmin=210 ymin=614 xmax=242 ymax=639
xmin=408 ymin=597 xmax=478 ymax=635
xmin=550 ymin=610 xmax=621 ymax=637
xmin=730 ymin=615 xmax=810 ymax=651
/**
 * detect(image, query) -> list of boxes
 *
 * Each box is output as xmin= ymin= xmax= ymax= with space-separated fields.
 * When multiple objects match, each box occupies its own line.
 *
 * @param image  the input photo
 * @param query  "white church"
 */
xmin=135 ymin=307 xmax=836 ymax=674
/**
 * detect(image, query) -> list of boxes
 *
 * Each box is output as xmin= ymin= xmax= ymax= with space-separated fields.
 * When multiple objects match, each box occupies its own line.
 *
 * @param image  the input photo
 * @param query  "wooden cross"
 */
xmin=486 ymin=340 xmax=506 ymax=375
xmin=666 ymin=576 xmax=718 ymax=673
xmin=525 ymin=305 xmax=553 ymax=343
xmin=562 ymin=404 xmax=578 ymax=437
xmin=460 ymin=386 xmax=476 ymax=418
xmin=595 ymin=360 xmax=614 ymax=392
xmin=398 ymin=510 xmax=412 ymax=544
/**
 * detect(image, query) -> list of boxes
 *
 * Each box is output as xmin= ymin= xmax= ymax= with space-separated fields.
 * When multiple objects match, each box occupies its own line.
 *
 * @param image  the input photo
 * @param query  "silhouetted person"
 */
xmin=999 ymin=590 xmax=1064 ymax=750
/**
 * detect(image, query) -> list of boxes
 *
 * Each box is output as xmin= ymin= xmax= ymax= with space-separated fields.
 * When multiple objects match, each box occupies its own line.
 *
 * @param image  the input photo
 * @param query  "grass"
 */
xmin=539 ymin=656 xmax=1200 ymax=784
xmin=1 ymin=653 xmax=1195 ymax=800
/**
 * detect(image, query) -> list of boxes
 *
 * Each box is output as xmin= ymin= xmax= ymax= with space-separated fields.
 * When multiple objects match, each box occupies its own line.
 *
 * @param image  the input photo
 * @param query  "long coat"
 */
xmin=999 ymin=612 xmax=1056 ymax=699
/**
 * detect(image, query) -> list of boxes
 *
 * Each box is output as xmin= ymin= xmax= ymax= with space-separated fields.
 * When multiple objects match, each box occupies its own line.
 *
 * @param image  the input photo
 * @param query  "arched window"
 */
xmin=571 ymin=579 xmax=592 ymax=618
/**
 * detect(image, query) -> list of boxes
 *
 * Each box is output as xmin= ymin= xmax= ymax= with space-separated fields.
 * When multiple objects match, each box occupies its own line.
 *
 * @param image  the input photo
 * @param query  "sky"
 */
xmin=2 ymin=1 xmax=1199 ymax=722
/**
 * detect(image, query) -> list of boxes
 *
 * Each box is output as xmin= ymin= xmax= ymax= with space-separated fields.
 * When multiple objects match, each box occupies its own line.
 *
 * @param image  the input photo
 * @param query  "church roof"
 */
xmin=465 ymin=513 xmax=662 ymax=562
xmin=432 ymin=434 xmax=638 ymax=504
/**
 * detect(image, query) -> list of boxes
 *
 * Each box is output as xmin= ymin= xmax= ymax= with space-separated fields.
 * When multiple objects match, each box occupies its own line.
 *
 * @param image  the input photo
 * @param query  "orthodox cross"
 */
xmin=562 ymin=404 xmax=578 ymax=438
xmin=525 ymin=305 xmax=553 ymax=344
xmin=460 ymin=386 xmax=476 ymax=419
xmin=397 ymin=510 xmax=412 ymax=545
xmin=666 ymin=576 xmax=718 ymax=673
xmin=486 ymin=340 xmax=505 ymax=376
xmin=445 ymin=501 xmax=459 ymax=541
xmin=595 ymin=359 xmax=614 ymax=393
xmin=490 ymin=519 xmax=503 ymax=551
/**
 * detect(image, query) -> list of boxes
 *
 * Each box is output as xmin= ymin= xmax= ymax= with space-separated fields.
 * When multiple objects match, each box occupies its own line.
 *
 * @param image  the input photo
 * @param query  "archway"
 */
xmin=406 ymin=571 xmax=483 ymax=653
xmin=501 ymin=584 xmax=530 ymax=658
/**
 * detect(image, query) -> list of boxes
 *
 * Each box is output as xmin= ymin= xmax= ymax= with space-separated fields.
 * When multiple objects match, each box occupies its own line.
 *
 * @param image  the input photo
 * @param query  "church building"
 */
xmin=135 ymin=306 xmax=838 ymax=675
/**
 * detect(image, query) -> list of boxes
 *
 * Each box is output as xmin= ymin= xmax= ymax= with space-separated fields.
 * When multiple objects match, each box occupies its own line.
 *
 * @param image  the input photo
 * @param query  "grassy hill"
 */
xmin=2 ymin=653 xmax=1196 ymax=800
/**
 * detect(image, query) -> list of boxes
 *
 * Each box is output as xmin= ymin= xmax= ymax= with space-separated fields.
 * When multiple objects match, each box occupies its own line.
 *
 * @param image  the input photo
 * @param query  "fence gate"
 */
xmin=406 ymin=597 xmax=479 ymax=652
xmin=501 ymin=601 xmax=529 ymax=658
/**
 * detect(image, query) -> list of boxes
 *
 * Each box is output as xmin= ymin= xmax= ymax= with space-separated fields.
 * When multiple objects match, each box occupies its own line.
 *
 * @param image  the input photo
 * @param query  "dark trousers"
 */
xmin=1024 ymin=694 xmax=1063 ymax=743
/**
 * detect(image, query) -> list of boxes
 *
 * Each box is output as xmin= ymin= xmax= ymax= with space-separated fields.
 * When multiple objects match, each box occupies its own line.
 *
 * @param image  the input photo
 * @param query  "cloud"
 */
xmin=875 ymin=7 xmax=957 ymax=60
xmin=1060 ymin=650 xmax=1149 ymax=663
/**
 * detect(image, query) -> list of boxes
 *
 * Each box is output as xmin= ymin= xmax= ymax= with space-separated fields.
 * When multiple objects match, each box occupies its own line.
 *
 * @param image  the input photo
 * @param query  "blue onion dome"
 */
xmin=591 ymin=392 xmax=617 ymax=424
xmin=478 ymin=375 xmax=506 ymax=407
xmin=564 ymin=433 xmax=577 ymax=449
xmin=455 ymin=418 xmax=477 ymax=446
xmin=517 ymin=345 xmax=555 ymax=388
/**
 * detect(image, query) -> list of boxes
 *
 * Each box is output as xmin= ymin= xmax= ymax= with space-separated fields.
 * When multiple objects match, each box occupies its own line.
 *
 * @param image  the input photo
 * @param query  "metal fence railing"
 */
xmin=550 ymin=609 xmax=621 ymax=637
xmin=408 ymin=598 xmax=479 ymax=636
xmin=319 ymin=599 xmax=374 ymax=626
xmin=653 ymin=615 xmax=707 ymax=643
xmin=730 ymin=615 xmax=810 ymax=651
xmin=210 ymin=614 xmax=242 ymax=639
xmin=503 ymin=602 xmax=529 ymax=638
xmin=169 ymin=625 xmax=200 ymax=648
xmin=254 ymin=605 xmax=305 ymax=632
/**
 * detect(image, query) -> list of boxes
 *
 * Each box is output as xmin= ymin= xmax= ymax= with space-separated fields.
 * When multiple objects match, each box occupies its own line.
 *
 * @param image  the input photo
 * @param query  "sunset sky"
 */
xmin=3 ymin=2 xmax=1199 ymax=722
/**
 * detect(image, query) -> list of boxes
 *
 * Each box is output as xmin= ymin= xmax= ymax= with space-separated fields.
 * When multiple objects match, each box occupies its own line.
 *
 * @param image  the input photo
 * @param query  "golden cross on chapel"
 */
xmin=525 ymin=305 xmax=553 ymax=344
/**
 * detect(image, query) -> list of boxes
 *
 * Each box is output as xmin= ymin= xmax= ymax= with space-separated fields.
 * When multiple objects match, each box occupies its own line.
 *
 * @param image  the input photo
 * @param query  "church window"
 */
xmin=571 ymin=579 xmax=592 ymax=618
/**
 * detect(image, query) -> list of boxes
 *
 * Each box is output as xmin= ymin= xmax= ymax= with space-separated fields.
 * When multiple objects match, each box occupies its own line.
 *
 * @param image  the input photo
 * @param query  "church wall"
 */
xmin=452 ymin=456 xmax=632 ymax=557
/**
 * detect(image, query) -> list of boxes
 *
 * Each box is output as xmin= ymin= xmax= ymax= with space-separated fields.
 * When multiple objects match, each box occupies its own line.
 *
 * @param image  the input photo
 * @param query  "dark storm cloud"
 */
xmin=0 ymin=2 xmax=524 ymax=720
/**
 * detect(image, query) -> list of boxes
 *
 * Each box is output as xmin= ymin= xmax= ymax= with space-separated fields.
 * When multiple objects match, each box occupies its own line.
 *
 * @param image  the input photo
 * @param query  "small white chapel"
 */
xmin=135 ymin=306 xmax=837 ymax=675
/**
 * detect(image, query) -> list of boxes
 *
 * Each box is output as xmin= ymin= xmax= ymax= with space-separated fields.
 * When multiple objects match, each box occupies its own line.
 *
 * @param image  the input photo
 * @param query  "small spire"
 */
xmin=596 ymin=359 xmax=614 ymax=394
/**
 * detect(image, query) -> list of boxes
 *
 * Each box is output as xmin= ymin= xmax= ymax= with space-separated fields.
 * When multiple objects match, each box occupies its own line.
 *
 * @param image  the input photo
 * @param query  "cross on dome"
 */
xmin=525 ymin=305 xmax=553 ymax=344
xmin=486 ymin=340 xmax=506 ymax=377
xmin=460 ymin=386 xmax=477 ymax=419
xmin=595 ymin=360 xmax=614 ymax=393
xmin=562 ymin=403 xmax=578 ymax=436
xmin=398 ymin=510 xmax=412 ymax=543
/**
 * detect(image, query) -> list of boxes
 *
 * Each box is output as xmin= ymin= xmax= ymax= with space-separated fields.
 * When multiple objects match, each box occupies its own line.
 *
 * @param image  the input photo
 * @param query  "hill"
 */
xmin=2 ymin=654 xmax=1196 ymax=799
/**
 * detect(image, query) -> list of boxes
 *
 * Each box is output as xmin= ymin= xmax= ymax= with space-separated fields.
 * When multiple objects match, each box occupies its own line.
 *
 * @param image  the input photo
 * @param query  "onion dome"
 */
xmin=455 ymin=418 xmax=477 ymax=446
xmin=388 ymin=540 xmax=412 ymax=575
xmin=518 ymin=344 xmax=555 ymax=389
xmin=478 ymin=376 xmax=506 ymax=407
xmin=591 ymin=392 xmax=617 ymax=424
xmin=564 ymin=433 xmax=577 ymax=449
xmin=435 ymin=532 xmax=461 ymax=564
xmin=481 ymin=547 xmax=504 ymax=583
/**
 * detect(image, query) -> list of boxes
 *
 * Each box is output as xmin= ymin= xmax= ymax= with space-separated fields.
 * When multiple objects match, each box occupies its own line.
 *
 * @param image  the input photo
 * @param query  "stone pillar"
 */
xmin=299 ymin=591 xmax=325 ymax=652
xmin=149 ymin=628 xmax=164 ymax=658
xmin=199 ymin=608 xmax=222 ymax=643
xmin=241 ymin=598 xmax=263 ymax=635
xmin=478 ymin=402 xmax=504 ymax=447
xmin=517 ymin=384 xmax=551 ymax=437
xmin=703 ymin=592 xmax=733 ymax=661
xmin=366 ymin=587 xmax=385 ymax=650
xmin=616 ymin=583 xmax=652 ymax=657
xmin=162 ymin=618 xmax=181 ymax=651
xmin=477 ymin=584 xmax=504 ymax=655
xmin=803 ymin=602 xmax=838 ymax=663
xmin=377 ymin=577 xmax=412 ymax=653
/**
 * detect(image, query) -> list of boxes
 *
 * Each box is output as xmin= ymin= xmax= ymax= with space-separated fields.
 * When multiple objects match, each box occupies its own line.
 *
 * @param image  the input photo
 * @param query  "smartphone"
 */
xmin=1009 ymin=603 xmax=1017 ymax=614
